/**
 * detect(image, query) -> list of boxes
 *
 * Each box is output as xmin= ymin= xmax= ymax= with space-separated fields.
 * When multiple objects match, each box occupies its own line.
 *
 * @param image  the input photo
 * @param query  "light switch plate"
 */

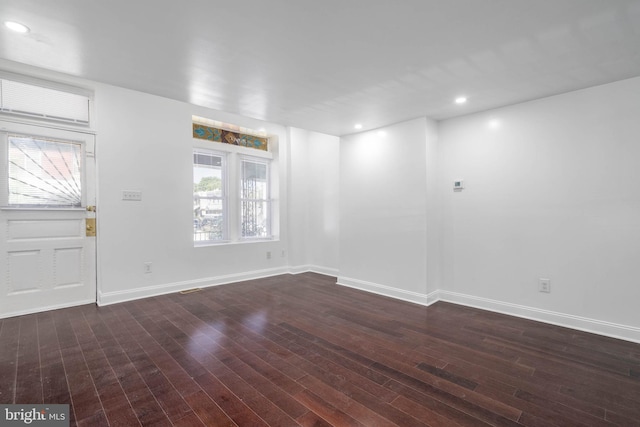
xmin=539 ymin=278 xmax=551 ymax=293
xmin=122 ymin=190 xmax=142 ymax=201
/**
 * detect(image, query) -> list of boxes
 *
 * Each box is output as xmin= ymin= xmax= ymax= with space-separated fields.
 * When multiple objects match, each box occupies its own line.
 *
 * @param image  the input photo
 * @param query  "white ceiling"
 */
xmin=1 ymin=0 xmax=640 ymax=136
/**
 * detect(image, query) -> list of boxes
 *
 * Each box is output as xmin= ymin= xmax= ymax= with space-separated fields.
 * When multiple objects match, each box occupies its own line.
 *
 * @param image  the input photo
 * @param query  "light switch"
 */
xmin=122 ymin=190 xmax=142 ymax=201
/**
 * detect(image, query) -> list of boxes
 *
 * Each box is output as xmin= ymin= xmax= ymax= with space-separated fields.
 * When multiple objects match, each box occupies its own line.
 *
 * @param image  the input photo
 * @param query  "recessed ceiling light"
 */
xmin=455 ymin=96 xmax=467 ymax=104
xmin=4 ymin=21 xmax=30 ymax=33
xmin=354 ymin=123 xmax=363 ymax=130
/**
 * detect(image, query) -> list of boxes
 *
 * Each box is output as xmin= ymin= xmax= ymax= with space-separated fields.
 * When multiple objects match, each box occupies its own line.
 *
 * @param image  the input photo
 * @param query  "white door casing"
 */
xmin=0 ymin=121 xmax=96 ymax=318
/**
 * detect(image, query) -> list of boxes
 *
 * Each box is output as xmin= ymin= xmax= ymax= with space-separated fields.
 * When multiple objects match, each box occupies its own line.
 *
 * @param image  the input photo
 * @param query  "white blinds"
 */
xmin=8 ymin=135 xmax=83 ymax=207
xmin=0 ymin=78 xmax=90 ymax=124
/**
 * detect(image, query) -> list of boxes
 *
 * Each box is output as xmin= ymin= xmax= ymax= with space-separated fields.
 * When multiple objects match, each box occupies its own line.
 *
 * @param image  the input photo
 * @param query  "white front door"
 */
xmin=0 ymin=121 xmax=96 ymax=318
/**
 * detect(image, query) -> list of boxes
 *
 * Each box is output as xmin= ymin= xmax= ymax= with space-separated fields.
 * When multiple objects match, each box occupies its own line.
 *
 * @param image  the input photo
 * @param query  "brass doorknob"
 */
xmin=86 ymin=205 xmax=96 ymax=212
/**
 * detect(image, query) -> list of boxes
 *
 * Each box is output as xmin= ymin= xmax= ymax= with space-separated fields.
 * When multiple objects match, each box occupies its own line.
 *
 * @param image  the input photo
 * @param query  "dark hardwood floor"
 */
xmin=1 ymin=273 xmax=639 ymax=426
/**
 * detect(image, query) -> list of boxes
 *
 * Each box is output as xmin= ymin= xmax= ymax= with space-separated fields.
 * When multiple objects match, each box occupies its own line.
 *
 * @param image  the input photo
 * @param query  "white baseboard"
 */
xmin=436 ymin=290 xmax=640 ymax=344
xmin=98 ymin=266 xmax=290 ymax=306
xmin=290 ymin=264 xmax=339 ymax=277
xmin=98 ymin=265 xmax=339 ymax=306
xmin=334 ymin=276 xmax=640 ymax=343
xmin=337 ymin=276 xmax=438 ymax=307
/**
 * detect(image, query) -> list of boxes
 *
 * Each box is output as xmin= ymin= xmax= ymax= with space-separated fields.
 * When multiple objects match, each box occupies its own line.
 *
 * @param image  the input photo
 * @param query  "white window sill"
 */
xmin=194 ymin=237 xmax=278 ymax=248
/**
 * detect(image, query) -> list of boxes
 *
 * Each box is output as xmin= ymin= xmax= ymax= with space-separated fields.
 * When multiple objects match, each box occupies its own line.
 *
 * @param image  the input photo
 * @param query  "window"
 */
xmin=192 ymin=118 xmax=274 ymax=245
xmin=240 ymin=157 xmax=271 ymax=239
xmin=192 ymin=149 xmax=273 ymax=244
xmin=8 ymin=135 xmax=83 ymax=207
xmin=193 ymin=150 xmax=226 ymax=243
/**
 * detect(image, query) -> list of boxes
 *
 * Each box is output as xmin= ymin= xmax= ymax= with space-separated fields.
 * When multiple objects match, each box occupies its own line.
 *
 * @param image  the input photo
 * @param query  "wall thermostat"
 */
xmin=453 ymin=179 xmax=464 ymax=190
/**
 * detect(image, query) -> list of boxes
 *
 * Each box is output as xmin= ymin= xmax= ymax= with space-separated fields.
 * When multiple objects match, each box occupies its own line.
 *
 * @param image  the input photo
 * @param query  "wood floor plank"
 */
xmin=193 ymin=372 xmax=269 ymax=427
xmin=297 ymin=374 xmax=398 ymax=427
xmin=475 ymin=384 xmax=610 ymax=427
xmin=101 ymin=401 xmax=141 ymax=427
xmin=374 ymin=361 xmax=523 ymax=425
xmin=439 ymin=358 xmax=607 ymax=419
xmin=14 ymin=314 xmax=42 ymax=404
xmin=296 ymin=409 xmax=335 ymax=427
xmin=2 ymin=273 xmax=640 ymax=426
xmin=294 ymin=389 xmax=365 ymax=427
xmin=0 ymin=317 xmax=19 ymax=404
xmin=385 ymin=379 xmax=494 ymax=427
xmin=391 ymin=394 xmax=469 ymax=427
xmin=182 ymin=390 xmax=236 ymax=426
xmin=49 ymin=311 xmax=90 ymax=417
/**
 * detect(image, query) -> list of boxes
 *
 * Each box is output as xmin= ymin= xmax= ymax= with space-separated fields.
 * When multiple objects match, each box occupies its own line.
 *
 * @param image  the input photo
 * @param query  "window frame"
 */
xmin=193 ymin=148 xmax=228 ymax=245
xmin=239 ymin=155 xmax=272 ymax=241
xmin=192 ymin=137 xmax=275 ymax=246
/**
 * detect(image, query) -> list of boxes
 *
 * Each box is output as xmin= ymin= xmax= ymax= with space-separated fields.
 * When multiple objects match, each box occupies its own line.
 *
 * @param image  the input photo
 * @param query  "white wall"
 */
xmin=338 ymin=117 xmax=440 ymax=304
xmin=288 ymin=128 xmax=340 ymax=274
xmin=287 ymin=128 xmax=309 ymax=269
xmin=425 ymin=119 xmax=442 ymax=295
xmin=439 ymin=76 xmax=640 ymax=335
xmin=94 ymin=84 xmax=292 ymax=303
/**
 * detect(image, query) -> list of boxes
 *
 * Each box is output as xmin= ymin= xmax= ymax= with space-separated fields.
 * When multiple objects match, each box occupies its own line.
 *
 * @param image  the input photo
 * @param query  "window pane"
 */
xmin=241 ymin=160 xmax=267 ymax=199
xmin=241 ymin=159 xmax=270 ymax=238
xmin=241 ymin=200 xmax=270 ymax=238
xmin=194 ymin=151 xmax=224 ymax=242
xmin=8 ymin=135 xmax=82 ymax=207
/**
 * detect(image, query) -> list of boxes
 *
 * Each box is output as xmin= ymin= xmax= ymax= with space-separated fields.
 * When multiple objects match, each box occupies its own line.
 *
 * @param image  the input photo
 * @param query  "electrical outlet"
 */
xmin=266 ymin=251 xmax=272 ymax=260
xmin=122 ymin=190 xmax=142 ymax=201
xmin=539 ymin=278 xmax=550 ymax=293
xmin=144 ymin=262 xmax=152 ymax=274
xmin=281 ymin=250 xmax=285 ymax=258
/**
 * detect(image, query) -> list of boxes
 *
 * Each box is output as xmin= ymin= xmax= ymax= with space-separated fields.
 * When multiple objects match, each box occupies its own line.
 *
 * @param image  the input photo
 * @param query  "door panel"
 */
xmin=0 ymin=121 xmax=96 ymax=318
xmin=8 ymin=218 xmax=85 ymax=239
